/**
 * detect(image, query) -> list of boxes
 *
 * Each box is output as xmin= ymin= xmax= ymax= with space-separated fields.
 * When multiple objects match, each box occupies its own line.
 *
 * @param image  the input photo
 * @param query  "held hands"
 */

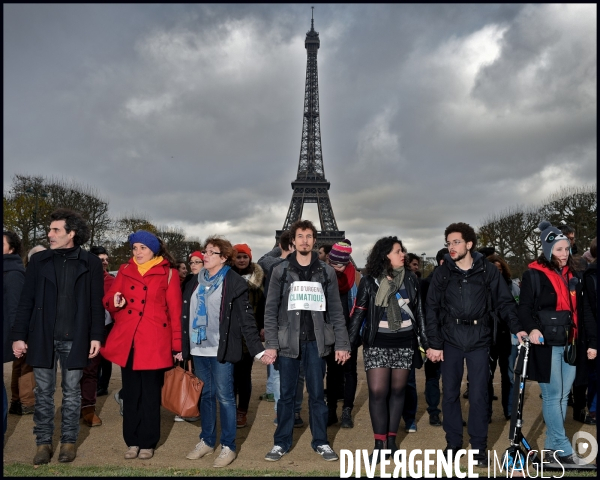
xmin=588 ymin=348 xmax=597 ymax=360
xmin=114 ymin=292 xmax=126 ymax=308
xmin=426 ymin=348 xmax=444 ymax=363
xmin=261 ymin=349 xmax=278 ymax=365
xmin=12 ymin=340 xmax=27 ymax=358
xmin=335 ymin=350 xmax=350 ymax=365
xmin=529 ymin=329 xmax=544 ymax=345
xmin=88 ymin=340 xmax=101 ymax=358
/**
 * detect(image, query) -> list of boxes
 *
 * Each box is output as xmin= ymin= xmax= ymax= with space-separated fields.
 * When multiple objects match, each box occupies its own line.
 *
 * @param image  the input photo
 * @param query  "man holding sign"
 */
xmin=263 ymin=220 xmax=351 ymax=462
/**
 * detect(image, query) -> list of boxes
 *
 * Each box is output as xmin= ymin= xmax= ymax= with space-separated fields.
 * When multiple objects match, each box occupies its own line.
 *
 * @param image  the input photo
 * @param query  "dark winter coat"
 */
xmin=582 ymin=262 xmax=597 ymax=335
xmin=419 ymin=267 xmax=438 ymax=317
xmin=101 ymin=258 xmax=182 ymax=370
xmin=580 ymin=262 xmax=598 ymax=382
xmin=518 ymin=266 xmax=594 ymax=385
xmin=180 ymin=269 xmax=264 ymax=364
xmin=425 ymin=252 xmax=521 ymax=352
xmin=232 ymin=263 xmax=266 ymax=331
xmin=348 ymin=272 xmax=429 ymax=369
xmin=4 ymin=254 xmax=26 ymax=363
xmin=11 ymin=248 xmax=105 ymax=369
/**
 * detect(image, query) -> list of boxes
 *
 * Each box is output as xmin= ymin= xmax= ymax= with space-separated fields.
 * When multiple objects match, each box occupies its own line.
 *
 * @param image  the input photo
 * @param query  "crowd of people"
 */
xmin=3 ymin=208 xmax=597 ymax=469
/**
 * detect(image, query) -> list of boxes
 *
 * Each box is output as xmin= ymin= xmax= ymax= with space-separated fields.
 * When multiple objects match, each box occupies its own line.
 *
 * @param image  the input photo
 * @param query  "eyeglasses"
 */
xmin=189 ymin=261 xmax=204 ymax=265
xmin=202 ymin=250 xmax=221 ymax=257
xmin=444 ymin=240 xmax=464 ymax=248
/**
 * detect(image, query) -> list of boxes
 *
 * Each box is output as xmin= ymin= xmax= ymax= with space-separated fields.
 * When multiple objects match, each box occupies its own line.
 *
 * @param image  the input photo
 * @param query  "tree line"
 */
xmin=4 ymin=174 xmax=596 ymax=276
xmin=477 ymin=185 xmax=597 ymax=278
xmin=3 ymin=174 xmax=201 ymax=270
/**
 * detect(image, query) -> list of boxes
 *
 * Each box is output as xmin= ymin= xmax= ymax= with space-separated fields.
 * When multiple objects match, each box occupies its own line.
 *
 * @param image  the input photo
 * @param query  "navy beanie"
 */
xmin=129 ymin=230 xmax=160 ymax=254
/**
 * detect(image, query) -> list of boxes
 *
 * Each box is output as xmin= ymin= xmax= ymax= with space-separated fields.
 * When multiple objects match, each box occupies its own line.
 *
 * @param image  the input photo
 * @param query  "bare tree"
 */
xmin=156 ymin=225 xmax=204 ymax=262
xmin=478 ymin=184 xmax=597 ymax=278
xmin=3 ymin=174 xmax=111 ymax=251
xmin=105 ymin=213 xmax=158 ymax=270
xmin=538 ymin=185 xmax=597 ymax=251
xmin=3 ymin=175 xmax=53 ymax=254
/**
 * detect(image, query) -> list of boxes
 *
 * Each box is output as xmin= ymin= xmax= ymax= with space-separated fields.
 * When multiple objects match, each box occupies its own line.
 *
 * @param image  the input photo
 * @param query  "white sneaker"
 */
xmin=316 ymin=444 xmax=339 ymax=461
xmin=265 ymin=445 xmax=287 ymax=461
xmin=213 ymin=445 xmax=237 ymax=467
xmin=186 ymin=439 xmax=215 ymax=460
xmin=174 ymin=415 xmax=185 ymax=422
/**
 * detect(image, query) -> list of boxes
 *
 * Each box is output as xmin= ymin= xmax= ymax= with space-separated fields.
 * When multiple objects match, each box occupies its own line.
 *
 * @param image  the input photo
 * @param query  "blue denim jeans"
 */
xmin=266 ymin=364 xmax=277 ymax=395
xmin=193 ymin=355 xmax=237 ymax=451
xmin=538 ymin=346 xmax=576 ymax=455
xmin=33 ymin=340 xmax=83 ymax=445
xmin=275 ymin=341 xmax=327 ymax=452
xmin=271 ymin=361 xmax=304 ymax=414
xmin=588 ymin=369 xmax=597 ymax=413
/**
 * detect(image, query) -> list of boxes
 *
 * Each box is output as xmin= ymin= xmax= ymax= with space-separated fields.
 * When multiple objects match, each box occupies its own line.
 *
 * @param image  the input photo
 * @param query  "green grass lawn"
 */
xmin=3 ymin=464 xmax=340 ymax=477
xmin=4 ymin=462 xmax=596 ymax=477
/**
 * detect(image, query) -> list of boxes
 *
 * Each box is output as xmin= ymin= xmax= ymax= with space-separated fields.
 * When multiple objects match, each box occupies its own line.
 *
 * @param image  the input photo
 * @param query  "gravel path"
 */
xmin=3 ymin=352 xmax=596 ymax=474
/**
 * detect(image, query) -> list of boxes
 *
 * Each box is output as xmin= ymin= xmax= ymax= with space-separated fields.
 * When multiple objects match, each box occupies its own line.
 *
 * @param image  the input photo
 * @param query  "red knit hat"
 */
xmin=234 ymin=243 xmax=252 ymax=261
xmin=189 ymin=251 xmax=204 ymax=261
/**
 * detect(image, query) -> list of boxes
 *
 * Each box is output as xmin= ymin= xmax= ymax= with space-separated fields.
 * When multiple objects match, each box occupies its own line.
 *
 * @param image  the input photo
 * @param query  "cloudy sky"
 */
xmin=4 ymin=4 xmax=596 ymax=265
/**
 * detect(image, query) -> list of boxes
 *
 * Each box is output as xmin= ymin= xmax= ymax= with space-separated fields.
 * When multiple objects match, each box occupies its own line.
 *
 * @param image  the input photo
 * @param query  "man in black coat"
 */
xmin=11 ymin=209 xmax=104 ymax=465
xmin=425 ymin=223 xmax=525 ymax=466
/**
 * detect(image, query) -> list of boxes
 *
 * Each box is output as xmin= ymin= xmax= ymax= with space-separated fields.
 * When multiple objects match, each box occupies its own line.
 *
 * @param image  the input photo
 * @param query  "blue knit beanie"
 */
xmin=128 ymin=230 xmax=160 ymax=254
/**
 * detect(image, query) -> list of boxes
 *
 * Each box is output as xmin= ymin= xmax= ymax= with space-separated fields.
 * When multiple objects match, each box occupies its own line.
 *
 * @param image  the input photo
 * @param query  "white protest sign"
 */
xmin=288 ymin=281 xmax=326 ymax=311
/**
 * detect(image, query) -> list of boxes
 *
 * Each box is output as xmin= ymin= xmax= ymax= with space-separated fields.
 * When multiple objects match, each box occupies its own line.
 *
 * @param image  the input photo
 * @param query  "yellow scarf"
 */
xmin=134 ymin=256 xmax=164 ymax=276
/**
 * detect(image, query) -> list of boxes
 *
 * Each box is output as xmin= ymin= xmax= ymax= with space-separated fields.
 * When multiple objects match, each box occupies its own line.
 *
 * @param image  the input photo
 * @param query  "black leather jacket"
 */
xmin=348 ymin=272 xmax=429 ymax=363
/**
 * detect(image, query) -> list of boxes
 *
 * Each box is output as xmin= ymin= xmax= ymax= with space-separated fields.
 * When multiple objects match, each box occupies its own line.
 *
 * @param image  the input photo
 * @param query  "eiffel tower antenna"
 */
xmin=276 ymin=11 xmax=345 ymax=247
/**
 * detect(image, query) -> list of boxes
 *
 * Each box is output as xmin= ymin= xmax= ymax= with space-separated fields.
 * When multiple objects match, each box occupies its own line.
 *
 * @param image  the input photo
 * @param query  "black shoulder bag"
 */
xmin=530 ymin=269 xmax=573 ymax=348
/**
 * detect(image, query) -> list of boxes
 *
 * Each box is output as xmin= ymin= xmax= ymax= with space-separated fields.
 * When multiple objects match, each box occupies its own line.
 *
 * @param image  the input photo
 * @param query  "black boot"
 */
xmin=340 ymin=407 xmax=353 ymax=428
xmin=369 ymin=440 xmax=385 ymax=464
xmin=386 ymin=436 xmax=399 ymax=460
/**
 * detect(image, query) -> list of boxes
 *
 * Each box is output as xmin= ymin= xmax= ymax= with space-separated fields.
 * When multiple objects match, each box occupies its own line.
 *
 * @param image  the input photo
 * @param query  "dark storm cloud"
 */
xmin=3 ymin=4 xmax=596 ymax=265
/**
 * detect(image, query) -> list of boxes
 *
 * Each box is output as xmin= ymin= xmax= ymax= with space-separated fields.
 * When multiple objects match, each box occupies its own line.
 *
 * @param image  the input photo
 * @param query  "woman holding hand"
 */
xmin=182 ymin=237 xmax=267 ymax=467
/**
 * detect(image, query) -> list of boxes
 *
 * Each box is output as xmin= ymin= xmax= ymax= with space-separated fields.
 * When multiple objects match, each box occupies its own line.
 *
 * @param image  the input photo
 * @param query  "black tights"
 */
xmin=366 ymin=367 xmax=410 ymax=436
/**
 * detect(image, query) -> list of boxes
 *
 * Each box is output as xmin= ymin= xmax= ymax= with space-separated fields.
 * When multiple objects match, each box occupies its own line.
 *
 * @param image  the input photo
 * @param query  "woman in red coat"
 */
xmin=102 ymin=230 xmax=182 ymax=460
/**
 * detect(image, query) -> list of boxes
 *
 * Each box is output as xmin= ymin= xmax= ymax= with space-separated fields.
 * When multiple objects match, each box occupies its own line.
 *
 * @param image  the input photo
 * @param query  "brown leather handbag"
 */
xmin=161 ymin=360 xmax=203 ymax=418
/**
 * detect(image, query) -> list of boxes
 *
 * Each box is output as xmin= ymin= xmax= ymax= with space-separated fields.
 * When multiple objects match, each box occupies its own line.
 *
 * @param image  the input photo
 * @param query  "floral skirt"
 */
xmin=363 ymin=346 xmax=413 ymax=371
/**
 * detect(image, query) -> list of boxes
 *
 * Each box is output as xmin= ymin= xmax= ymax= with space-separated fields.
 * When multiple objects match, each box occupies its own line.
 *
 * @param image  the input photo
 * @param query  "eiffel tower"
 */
xmin=276 ymin=11 xmax=345 ymax=247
